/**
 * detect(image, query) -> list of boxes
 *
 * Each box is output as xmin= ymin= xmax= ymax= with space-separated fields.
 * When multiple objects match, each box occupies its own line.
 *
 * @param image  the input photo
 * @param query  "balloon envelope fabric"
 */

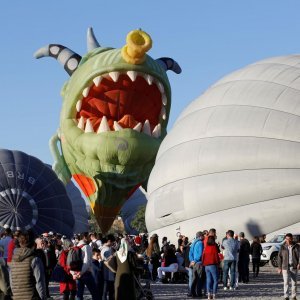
xmin=65 ymin=181 xmax=89 ymax=233
xmin=0 ymin=149 xmax=75 ymax=236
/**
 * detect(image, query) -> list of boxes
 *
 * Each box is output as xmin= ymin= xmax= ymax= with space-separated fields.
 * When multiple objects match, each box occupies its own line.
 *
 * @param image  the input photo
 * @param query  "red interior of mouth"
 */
xmin=76 ymin=74 xmax=162 ymax=131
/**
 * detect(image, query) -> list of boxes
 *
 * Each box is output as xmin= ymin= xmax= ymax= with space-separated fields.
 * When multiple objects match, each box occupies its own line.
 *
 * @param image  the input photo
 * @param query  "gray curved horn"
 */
xmin=156 ymin=57 xmax=182 ymax=74
xmin=34 ymin=44 xmax=82 ymax=76
xmin=87 ymin=27 xmax=100 ymax=51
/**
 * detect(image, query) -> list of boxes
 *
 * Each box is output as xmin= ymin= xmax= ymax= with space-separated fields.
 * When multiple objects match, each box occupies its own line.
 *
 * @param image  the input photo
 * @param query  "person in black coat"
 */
xmin=250 ymin=236 xmax=263 ymax=278
xmin=91 ymin=248 xmax=103 ymax=299
xmin=238 ymin=232 xmax=251 ymax=283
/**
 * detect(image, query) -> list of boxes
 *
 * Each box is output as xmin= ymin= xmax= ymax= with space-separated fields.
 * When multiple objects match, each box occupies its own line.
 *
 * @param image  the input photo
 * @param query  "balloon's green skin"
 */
xmin=49 ymin=46 xmax=172 ymax=230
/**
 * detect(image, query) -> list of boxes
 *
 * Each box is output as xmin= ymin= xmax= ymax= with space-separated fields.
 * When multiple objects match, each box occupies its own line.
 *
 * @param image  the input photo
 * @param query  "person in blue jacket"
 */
xmin=188 ymin=231 xmax=204 ymax=298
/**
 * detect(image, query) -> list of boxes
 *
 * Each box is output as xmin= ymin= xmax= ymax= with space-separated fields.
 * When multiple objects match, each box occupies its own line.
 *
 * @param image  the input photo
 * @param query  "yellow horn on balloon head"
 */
xmin=121 ymin=29 xmax=152 ymax=64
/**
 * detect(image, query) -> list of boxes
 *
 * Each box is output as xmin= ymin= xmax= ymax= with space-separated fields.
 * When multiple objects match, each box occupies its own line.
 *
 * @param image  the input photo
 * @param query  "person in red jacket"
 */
xmin=202 ymin=236 xmax=220 ymax=300
xmin=7 ymin=230 xmax=20 ymax=265
xmin=59 ymin=239 xmax=77 ymax=300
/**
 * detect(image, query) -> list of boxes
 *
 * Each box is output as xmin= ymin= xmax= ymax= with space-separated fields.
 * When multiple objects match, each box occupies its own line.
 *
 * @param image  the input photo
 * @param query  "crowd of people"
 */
xmin=135 ymin=229 xmax=299 ymax=300
xmin=0 ymin=227 xmax=299 ymax=300
xmin=0 ymin=229 xmax=150 ymax=300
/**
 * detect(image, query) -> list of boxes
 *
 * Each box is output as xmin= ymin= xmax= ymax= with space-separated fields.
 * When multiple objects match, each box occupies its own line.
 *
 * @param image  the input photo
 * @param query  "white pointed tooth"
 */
xmin=160 ymin=106 xmax=167 ymax=120
xmin=152 ymin=124 xmax=161 ymax=138
xmin=109 ymin=72 xmax=120 ymax=82
xmin=82 ymin=86 xmax=90 ymax=97
xmin=127 ymin=71 xmax=137 ymax=82
xmin=85 ymin=119 xmax=94 ymax=133
xmin=113 ymin=121 xmax=123 ymax=131
xmin=133 ymin=122 xmax=142 ymax=132
xmin=76 ymin=99 xmax=82 ymax=112
xmin=93 ymin=75 xmax=103 ymax=87
xmin=77 ymin=116 xmax=85 ymax=130
xmin=97 ymin=116 xmax=110 ymax=133
xmin=142 ymin=120 xmax=151 ymax=136
xmin=162 ymin=94 xmax=167 ymax=106
xmin=145 ymin=74 xmax=153 ymax=85
xmin=156 ymin=81 xmax=164 ymax=93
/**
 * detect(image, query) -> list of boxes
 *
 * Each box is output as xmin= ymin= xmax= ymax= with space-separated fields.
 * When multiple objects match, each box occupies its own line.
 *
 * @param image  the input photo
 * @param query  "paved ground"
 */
xmin=49 ymin=264 xmax=292 ymax=299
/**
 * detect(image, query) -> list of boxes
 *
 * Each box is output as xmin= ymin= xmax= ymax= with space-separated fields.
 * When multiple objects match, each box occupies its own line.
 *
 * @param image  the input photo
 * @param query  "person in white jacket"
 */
xmin=72 ymin=232 xmax=98 ymax=300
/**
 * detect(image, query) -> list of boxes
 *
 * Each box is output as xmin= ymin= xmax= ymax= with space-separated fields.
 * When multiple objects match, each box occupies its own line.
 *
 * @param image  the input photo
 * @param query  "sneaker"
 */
xmin=212 ymin=295 xmax=216 ymax=299
xmin=223 ymin=287 xmax=228 ymax=291
xmin=229 ymin=287 xmax=236 ymax=291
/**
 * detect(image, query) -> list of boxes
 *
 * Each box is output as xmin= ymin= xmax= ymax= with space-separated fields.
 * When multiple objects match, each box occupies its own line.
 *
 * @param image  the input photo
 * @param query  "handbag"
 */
xmin=51 ymin=264 xmax=67 ymax=282
xmin=104 ymin=253 xmax=118 ymax=273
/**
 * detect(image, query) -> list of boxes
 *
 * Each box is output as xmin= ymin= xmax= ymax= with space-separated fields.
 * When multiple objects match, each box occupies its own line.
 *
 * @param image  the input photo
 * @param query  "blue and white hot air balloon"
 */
xmin=0 ymin=149 xmax=75 ymax=236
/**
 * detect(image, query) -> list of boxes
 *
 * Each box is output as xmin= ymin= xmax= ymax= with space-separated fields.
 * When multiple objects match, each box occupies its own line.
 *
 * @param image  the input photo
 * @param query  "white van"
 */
xmin=260 ymin=233 xmax=300 ymax=267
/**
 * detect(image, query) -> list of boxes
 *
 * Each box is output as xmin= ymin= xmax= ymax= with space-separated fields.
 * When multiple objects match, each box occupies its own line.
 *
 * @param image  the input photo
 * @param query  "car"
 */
xmin=260 ymin=233 xmax=300 ymax=267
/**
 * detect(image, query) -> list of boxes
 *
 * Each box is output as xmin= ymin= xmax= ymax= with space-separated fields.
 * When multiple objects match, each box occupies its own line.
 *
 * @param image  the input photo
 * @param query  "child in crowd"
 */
xmin=91 ymin=248 xmax=103 ymax=297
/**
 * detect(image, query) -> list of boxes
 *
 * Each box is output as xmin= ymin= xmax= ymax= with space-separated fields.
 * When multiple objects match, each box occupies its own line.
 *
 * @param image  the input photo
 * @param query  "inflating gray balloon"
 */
xmin=65 ymin=181 xmax=89 ymax=233
xmin=146 ymin=54 xmax=300 ymax=243
xmin=120 ymin=187 xmax=147 ymax=234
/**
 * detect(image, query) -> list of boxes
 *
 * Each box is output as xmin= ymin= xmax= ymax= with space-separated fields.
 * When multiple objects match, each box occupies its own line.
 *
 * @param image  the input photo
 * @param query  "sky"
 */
xmin=1 ymin=1 xmax=300 ymax=164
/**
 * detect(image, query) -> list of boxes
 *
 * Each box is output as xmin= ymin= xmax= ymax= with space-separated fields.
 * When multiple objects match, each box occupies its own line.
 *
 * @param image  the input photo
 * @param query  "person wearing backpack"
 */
xmin=59 ymin=239 xmax=76 ymax=300
xmin=89 ymin=233 xmax=102 ymax=250
xmin=69 ymin=232 xmax=98 ymax=300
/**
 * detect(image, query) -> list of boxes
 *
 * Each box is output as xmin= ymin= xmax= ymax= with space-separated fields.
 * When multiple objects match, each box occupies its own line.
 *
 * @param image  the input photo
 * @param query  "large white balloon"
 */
xmin=146 ymin=54 xmax=300 ymax=243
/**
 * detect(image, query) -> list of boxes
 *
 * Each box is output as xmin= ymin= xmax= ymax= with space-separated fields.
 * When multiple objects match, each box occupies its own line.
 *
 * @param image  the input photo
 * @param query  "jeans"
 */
xmin=223 ymin=260 xmax=236 ymax=288
xmin=238 ymin=256 xmax=249 ymax=283
xmin=102 ymin=280 xmax=114 ymax=300
xmin=157 ymin=263 xmax=178 ymax=279
xmin=252 ymin=258 xmax=260 ymax=277
xmin=76 ymin=272 xmax=99 ymax=300
xmin=191 ymin=262 xmax=204 ymax=296
xmin=205 ymin=265 xmax=218 ymax=295
xmin=187 ymin=267 xmax=193 ymax=292
xmin=282 ymin=267 xmax=298 ymax=298
xmin=63 ymin=290 xmax=76 ymax=300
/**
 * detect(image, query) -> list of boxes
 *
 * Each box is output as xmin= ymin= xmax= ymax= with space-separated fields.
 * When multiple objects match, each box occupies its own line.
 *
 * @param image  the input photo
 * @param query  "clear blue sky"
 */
xmin=1 ymin=1 xmax=300 ymax=164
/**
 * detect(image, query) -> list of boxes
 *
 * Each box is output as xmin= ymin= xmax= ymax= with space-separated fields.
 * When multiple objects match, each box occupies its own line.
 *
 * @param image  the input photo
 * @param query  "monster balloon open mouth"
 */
xmin=35 ymin=27 xmax=181 ymax=233
xmin=74 ymin=70 xmax=166 ymax=138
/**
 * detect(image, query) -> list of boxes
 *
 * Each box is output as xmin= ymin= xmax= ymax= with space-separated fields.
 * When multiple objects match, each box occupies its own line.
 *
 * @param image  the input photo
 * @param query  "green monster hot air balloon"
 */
xmin=34 ymin=28 xmax=181 ymax=232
